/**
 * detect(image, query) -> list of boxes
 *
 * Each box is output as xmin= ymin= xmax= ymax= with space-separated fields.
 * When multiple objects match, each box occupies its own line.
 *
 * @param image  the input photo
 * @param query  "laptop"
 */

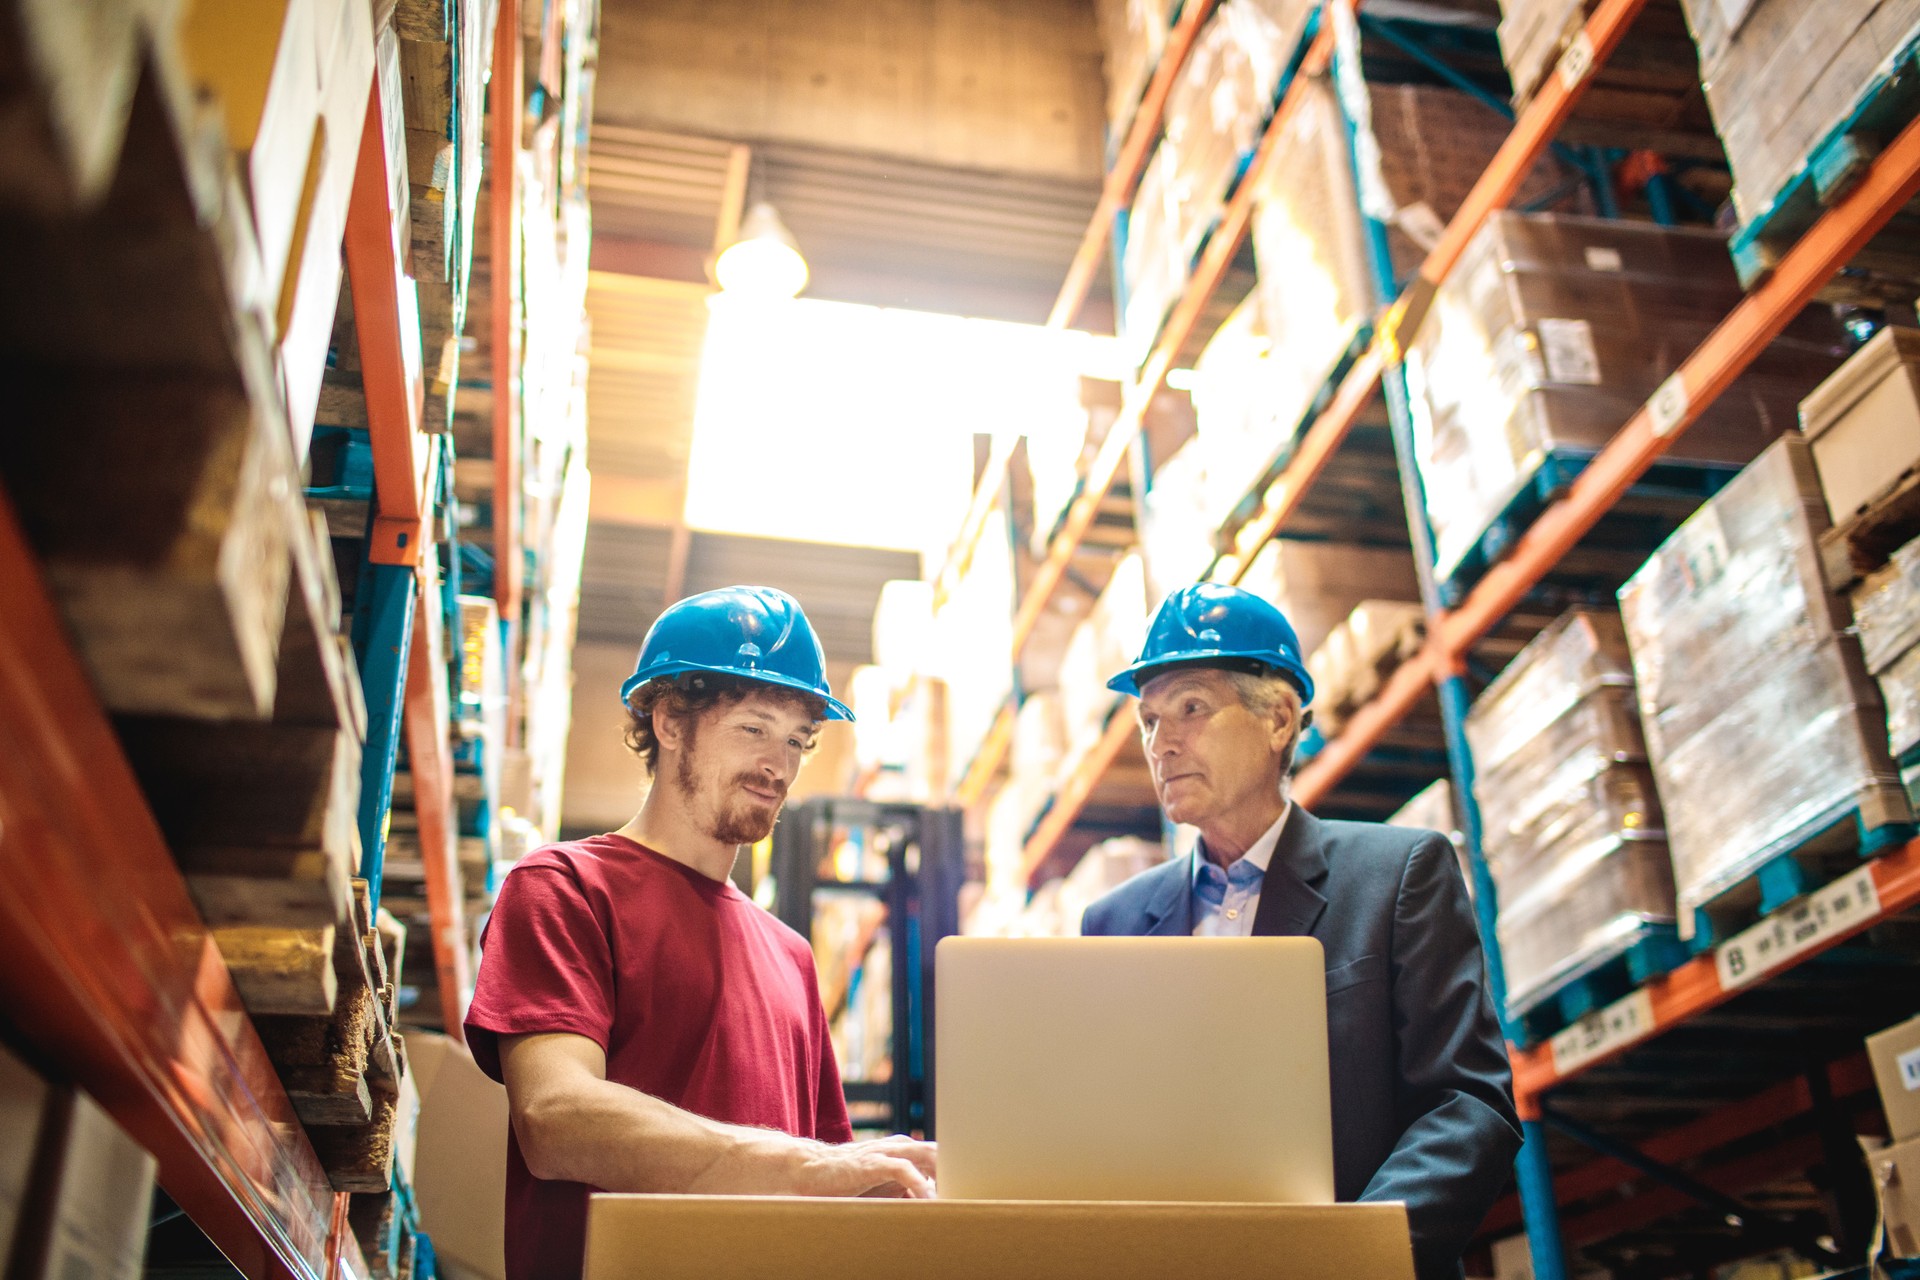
xmin=934 ymin=936 xmax=1334 ymax=1204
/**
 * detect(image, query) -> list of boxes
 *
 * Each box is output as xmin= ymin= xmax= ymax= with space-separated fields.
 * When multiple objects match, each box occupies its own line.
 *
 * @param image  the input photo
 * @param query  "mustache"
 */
xmin=734 ymin=773 xmax=787 ymax=801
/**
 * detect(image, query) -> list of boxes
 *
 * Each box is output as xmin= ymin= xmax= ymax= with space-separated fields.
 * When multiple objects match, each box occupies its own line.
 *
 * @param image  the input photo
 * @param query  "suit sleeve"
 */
xmin=1357 ymin=833 xmax=1523 ymax=1279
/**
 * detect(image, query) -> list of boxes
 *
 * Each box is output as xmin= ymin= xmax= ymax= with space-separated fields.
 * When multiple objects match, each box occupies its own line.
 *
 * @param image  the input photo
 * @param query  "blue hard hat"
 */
xmin=1107 ymin=582 xmax=1315 ymax=704
xmin=619 ymin=585 xmax=853 ymax=721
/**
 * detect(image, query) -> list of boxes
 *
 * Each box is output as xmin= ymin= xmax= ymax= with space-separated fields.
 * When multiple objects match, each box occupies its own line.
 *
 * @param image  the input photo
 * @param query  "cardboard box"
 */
xmin=1872 ymin=1134 xmax=1920 ymax=1258
xmin=584 ymin=1196 xmax=1415 ymax=1280
xmin=1870 ymin=1014 xmax=1920 ymax=1143
xmin=13 ymin=1089 xmax=158 ymax=1280
xmin=409 ymin=1032 xmax=509 ymax=1280
xmin=1237 ymin=540 xmax=1421 ymax=665
xmin=0 ymin=1043 xmax=52 ymax=1270
xmin=1801 ymin=326 xmax=1920 ymax=526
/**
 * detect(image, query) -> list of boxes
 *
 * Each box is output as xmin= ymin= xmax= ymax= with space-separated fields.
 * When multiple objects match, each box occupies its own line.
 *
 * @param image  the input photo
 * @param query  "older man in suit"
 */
xmin=1081 ymin=582 xmax=1522 ymax=1280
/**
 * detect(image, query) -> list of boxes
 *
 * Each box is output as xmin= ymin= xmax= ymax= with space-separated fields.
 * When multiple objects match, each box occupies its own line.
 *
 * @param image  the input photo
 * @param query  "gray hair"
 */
xmin=1223 ymin=670 xmax=1306 ymax=787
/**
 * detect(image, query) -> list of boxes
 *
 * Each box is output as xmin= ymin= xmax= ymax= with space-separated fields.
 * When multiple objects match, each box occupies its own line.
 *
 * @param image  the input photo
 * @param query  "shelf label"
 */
xmin=1556 ymin=31 xmax=1596 ymax=90
xmin=1548 ymin=989 xmax=1656 ymax=1076
xmin=1649 ymin=372 xmax=1690 ymax=438
xmin=1714 ymin=866 xmax=1882 ymax=992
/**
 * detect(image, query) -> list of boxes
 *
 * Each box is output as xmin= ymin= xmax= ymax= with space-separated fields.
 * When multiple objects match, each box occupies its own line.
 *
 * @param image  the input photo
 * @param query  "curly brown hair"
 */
xmin=622 ymin=672 xmax=829 ymax=776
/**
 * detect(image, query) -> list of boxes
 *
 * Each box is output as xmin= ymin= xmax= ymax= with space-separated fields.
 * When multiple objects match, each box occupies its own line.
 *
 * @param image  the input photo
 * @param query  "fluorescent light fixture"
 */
xmin=714 ymin=202 xmax=809 ymax=299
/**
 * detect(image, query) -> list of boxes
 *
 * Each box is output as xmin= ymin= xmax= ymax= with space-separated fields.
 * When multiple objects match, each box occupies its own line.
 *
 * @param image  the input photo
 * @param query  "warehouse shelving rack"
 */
xmin=933 ymin=0 xmax=1920 ymax=1275
xmin=0 ymin=2 xmax=537 ymax=1274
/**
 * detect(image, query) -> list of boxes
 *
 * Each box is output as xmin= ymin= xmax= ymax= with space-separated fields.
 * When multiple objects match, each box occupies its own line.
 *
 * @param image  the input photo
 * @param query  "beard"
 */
xmin=675 ymin=725 xmax=786 ymax=845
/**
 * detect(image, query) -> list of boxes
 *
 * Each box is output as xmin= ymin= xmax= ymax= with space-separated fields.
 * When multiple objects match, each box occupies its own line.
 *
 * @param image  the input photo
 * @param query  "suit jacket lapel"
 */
xmin=1251 ymin=806 xmax=1330 ymax=938
xmin=1142 ymin=857 xmax=1196 ymax=936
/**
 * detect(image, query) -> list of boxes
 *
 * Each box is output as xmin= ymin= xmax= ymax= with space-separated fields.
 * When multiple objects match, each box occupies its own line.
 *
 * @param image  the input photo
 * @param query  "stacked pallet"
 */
xmin=1618 ymin=435 xmax=1914 ymax=945
xmin=1405 ymin=211 xmax=1848 ymax=592
xmin=1465 ymin=608 xmax=1678 ymax=1029
xmin=1307 ymin=600 xmax=1427 ymax=739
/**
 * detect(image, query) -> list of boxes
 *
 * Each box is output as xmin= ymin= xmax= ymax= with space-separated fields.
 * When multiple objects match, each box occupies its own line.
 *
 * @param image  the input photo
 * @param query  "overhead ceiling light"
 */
xmin=714 ymin=201 xmax=808 ymax=299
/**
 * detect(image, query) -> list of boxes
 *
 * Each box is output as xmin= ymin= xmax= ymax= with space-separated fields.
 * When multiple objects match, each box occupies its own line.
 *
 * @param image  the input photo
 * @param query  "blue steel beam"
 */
xmin=353 ymin=561 xmax=417 ymax=915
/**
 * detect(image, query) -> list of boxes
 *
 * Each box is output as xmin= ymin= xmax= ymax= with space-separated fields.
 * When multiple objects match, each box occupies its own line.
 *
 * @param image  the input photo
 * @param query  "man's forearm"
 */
xmin=517 ymin=1073 xmax=814 ymax=1193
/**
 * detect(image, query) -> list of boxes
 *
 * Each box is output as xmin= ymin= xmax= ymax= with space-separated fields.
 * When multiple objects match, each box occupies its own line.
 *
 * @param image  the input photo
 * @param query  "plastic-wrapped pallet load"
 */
xmin=1058 ymin=836 xmax=1168 ymax=935
xmin=1676 ymin=0 xmax=1920 ymax=227
xmin=1119 ymin=0 xmax=1311 ymax=364
xmin=1092 ymin=0 xmax=1174 ymax=137
xmin=1852 ymin=536 xmax=1920 ymax=762
xmin=1618 ymin=435 xmax=1914 ymax=940
xmin=933 ymin=522 xmax=1016 ymax=781
xmin=1057 ymin=555 xmax=1152 ymax=757
xmin=1138 ymin=439 xmax=1221 ymax=603
xmin=1406 ymin=212 xmax=1847 ymax=584
xmin=1465 ymin=608 xmax=1676 ymax=1013
xmin=1236 ymin=538 xmax=1420 ymax=664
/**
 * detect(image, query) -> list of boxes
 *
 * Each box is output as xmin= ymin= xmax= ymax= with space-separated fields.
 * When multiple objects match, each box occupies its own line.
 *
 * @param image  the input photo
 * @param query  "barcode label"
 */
xmin=1650 ymin=373 xmax=1690 ymax=438
xmin=1898 ymin=1045 xmax=1920 ymax=1092
xmin=1714 ymin=867 xmax=1881 ymax=991
xmin=1557 ymin=31 xmax=1596 ymax=90
xmin=1549 ymin=989 xmax=1657 ymax=1075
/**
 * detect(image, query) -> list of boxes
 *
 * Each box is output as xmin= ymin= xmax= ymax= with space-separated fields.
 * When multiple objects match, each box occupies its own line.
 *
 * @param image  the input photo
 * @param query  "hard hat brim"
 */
xmin=619 ymin=661 xmax=855 ymax=721
xmin=1106 ymin=649 xmax=1315 ymax=705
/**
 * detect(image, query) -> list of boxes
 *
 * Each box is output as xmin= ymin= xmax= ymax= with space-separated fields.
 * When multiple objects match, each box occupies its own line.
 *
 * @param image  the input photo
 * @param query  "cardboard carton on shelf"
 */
xmin=1236 ymin=539 xmax=1421 ymax=664
xmin=409 ymin=1032 xmax=508 ymax=1280
xmin=0 ymin=1043 xmax=51 ymax=1271
xmin=1801 ymin=325 xmax=1920 ymax=528
xmin=584 ymin=1195 xmax=1415 ymax=1280
xmin=1870 ymin=1013 xmax=1920 ymax=1143
xmin=11 ymin=1087 xmax=158 ymax=1280
xmin=1873 ymin=1135 xmax=1920 ymax=1259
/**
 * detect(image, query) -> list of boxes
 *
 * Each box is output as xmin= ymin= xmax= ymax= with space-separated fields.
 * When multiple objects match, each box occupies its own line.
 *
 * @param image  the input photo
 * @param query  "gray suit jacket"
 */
xmin=1081 ymin=806 xmax=1522 ymax=1280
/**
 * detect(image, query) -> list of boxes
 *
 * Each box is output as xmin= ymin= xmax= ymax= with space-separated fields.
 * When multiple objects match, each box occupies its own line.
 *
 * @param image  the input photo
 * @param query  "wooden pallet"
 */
xmin=1821 ymin=466 xmax=1920 ymax=591
xmin=1729 ymin=28 xmax=1920 ymax=291
xmin=1508 ymin=922 xmax=1691 ymax=1048
xmin=1683 ymin=792 xmax=1915 ymax=951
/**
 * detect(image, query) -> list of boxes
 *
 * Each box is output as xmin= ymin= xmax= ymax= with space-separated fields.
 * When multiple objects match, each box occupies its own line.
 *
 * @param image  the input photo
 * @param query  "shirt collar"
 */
xmin=1192 ymin=803 xmax=1291 ymax=888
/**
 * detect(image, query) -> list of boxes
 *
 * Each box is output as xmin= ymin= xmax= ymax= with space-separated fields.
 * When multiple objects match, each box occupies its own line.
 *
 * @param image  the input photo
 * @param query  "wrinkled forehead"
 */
xmin=1136 ymin=666 xmax=1236 ymax=710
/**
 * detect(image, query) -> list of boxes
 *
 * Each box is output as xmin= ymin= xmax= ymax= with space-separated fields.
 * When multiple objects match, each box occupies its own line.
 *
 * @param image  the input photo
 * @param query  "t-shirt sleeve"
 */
xmin=463 ymin=862 xmax=616 ymax=1082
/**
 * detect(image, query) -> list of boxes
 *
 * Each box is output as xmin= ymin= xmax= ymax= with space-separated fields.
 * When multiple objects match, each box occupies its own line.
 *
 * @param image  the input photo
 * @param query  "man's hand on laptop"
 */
xmin=800 ymin=1135 xmax=938 ymax=1199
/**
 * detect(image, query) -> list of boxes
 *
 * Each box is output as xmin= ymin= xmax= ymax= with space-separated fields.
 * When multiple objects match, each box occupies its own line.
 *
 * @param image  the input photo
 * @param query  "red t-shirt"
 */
xmin=464 ymin=834 xmax=854 ymax=1280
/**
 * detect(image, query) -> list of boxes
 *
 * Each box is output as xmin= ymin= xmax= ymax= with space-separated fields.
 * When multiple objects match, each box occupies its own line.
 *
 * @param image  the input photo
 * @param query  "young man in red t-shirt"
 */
xmin=465 ymin=586 xmax=937 ymax=1279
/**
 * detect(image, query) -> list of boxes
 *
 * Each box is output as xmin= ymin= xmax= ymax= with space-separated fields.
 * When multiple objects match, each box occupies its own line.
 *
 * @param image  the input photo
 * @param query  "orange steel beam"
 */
xmin=491 ymin=0 xmax=525 ymax=740
xmin=954 ymin=701 xmax=1018 ymax=810
xmin=0 ymin=494 xmax=335 ymax=1280
xmin=1022 ymin=710 xmax=1139 ymax=884
xmin=1011 ymin=23 xmax=1339 ymax=658
xmin=1220 ymin=343 xmax=1387 ymax=578
xmin=346 ymin=76 xmax=428 ymax=569
xmin=1416 ymin=0 xmax=1651 ymax=289
xmin=1048 ymin=0 xmax=1219 ymax=330
xmin=1476 ymin=1054 xmax=1876 ymax=1238
xmin=1560 ymin=1130 xmax=1829 ymax=1248
xmin=404 ymin=569 xmax=473 ymax=1041
xmin=1510 ymin=836 xmax=1920 ymax=1102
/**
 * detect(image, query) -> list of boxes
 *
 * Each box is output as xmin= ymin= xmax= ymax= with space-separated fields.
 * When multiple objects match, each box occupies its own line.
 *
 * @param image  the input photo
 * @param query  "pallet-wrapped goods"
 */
xmin=1119 ymin=0 xmax=1311 ymax=364
xmin=1466 ymin=608 xmax=1676 ymax=1011
xmin=1092 ymin=0 xmax=1174 ymax=137
xmin=1406 ymin=212 xmax=1848 ymax=583
xmin=1236 ymin=538 xmax=1420 ymax=666
xmin=1058 ymin=836 xmax=1168 ymax=935
xmin=1387 ymin=778 xmax=1473 ymax=899
xmin=1853 ymin=536 xmax=1920 ymax=762
xmin=1676 ymin=0 xmax=1920 ymax=226
xmin=1138 ymin=439 xmax=1219 ymax=603
xmin=1190 ymin=295 xmax=1297 ymax=531
xmin=932 ymin=521 xmax=1016 ymax=778
xmin=1619 ymin=436 xmax=1914 ymax=939
xmin=1057 ymin=555 xmax=1152 ymax=756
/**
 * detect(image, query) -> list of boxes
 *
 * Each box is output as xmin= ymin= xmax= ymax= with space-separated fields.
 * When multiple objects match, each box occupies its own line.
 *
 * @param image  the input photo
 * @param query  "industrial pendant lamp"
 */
xmin=714 ymin=200 xmax=808 ymax=299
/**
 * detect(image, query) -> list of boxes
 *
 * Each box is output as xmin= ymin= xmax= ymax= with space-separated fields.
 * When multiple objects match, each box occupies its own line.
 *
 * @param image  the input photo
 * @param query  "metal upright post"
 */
xmin=354 ymin=560 xmax=419 ymax=911
xmin=1329 ymin=7 xmax=1570 ymax=1275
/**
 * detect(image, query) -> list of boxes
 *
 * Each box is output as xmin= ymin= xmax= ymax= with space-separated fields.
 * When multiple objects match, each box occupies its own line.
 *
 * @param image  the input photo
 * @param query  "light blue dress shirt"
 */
xmin=1190 ymin=805 xmax=1291 ymax=937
